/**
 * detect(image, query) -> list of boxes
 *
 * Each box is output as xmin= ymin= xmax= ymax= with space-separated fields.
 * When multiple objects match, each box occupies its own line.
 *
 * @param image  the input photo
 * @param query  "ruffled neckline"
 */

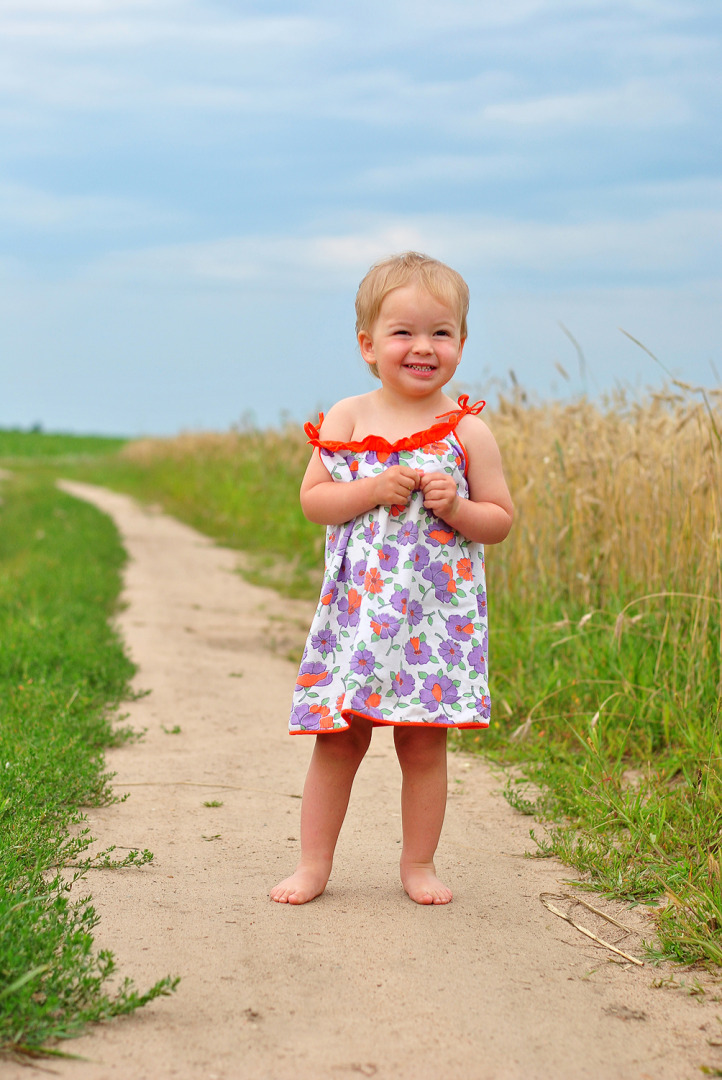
xmin=304 ymin=394 xmax=485 ymax=453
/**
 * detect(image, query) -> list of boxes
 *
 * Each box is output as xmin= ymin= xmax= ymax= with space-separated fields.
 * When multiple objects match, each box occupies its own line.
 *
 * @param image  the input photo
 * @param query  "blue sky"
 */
xmin=1 ymin=0 xmax=720 ymax=435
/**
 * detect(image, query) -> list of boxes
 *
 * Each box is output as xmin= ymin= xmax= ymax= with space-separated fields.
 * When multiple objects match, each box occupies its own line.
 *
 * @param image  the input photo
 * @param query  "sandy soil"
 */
xmin=9 ymin=481 xmax=722 ymax=1080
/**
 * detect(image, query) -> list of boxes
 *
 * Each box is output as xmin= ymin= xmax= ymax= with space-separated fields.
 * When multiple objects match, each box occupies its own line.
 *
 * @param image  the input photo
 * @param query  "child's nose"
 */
xmin=412 ymin=335 xmax=433 ymax=353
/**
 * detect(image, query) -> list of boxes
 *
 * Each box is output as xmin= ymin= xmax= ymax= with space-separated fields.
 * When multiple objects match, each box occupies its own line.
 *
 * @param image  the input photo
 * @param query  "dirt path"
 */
xmin=11 ymin=482 xmax=722 ymax=1080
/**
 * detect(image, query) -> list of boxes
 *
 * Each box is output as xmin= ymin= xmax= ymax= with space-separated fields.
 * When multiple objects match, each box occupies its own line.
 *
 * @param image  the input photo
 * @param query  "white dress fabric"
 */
xmin=289 ymin=396 xmax=491 ymax=734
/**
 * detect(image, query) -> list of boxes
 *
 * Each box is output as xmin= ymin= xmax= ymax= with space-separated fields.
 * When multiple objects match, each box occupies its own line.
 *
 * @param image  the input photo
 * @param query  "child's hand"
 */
xmin=419 ymin=471 xmax=459 ymax=521
xmin=373 ymin=465 xmax=422 ymax=507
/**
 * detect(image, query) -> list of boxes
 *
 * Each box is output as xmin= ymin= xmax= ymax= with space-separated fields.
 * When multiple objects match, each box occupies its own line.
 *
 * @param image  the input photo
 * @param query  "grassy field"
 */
xmin=59 ymin=383 xmax=722 ymax=965
xmin=3 ymin=386 xmax=721 ymax=970
xmin=0 ymin=456 xmax=176 ymax=1057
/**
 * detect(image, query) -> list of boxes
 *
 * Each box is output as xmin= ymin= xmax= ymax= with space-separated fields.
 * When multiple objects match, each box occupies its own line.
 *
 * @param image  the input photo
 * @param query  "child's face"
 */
xmin=358 ymin=284 xmax=465 ymax=399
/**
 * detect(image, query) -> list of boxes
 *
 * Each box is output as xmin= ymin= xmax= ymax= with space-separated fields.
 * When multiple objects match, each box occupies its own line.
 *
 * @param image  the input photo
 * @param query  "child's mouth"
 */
xmin=405 ymin=363 xmax=435 ymax=373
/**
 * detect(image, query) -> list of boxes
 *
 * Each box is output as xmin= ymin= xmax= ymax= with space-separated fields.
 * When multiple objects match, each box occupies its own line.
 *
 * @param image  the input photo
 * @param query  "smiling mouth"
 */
xmin=405 ymin=363 xmax=435 ymax=372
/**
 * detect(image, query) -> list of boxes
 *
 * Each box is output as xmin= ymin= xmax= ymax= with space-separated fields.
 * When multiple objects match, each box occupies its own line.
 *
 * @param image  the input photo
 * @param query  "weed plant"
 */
xmin=64 ymin=384 xmax=722 ymax=963
xmin=0 ymin=470 xmax=176 ymax=1057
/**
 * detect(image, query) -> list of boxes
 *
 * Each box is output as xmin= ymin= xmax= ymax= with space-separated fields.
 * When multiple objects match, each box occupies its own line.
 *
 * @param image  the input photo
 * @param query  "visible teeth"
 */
xmin=407 ymin=364 xmax=432 ymax=371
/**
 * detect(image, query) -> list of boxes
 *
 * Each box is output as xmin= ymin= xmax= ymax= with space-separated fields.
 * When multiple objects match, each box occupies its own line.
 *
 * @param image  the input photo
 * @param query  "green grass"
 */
xmin=0 ymin=428 xmax=127 ymax=461
xmin=0 ymin=465 xmax=177 ymax=1057
xmin=468 ymin=591 xmax=722 ymax=964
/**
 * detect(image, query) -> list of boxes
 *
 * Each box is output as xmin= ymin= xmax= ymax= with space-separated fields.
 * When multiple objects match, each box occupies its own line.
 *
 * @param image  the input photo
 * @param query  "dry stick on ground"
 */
xmin=540 ymin=893 xmax=645 ymax=966
xmin=558 ymin=891 xmax=641 ymax=936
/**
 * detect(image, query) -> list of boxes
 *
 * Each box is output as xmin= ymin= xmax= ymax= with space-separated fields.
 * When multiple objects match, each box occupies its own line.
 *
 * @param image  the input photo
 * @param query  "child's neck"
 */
xmin=353 ymin=387 xmax=457 ymax=442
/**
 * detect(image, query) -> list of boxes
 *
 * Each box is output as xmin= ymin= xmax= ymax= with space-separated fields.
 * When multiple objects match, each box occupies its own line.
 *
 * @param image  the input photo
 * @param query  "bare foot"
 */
xmin=400 ymin=863 xmax=453 ymax=906
xmin=270 ymin=863 xmax=330 ymax=905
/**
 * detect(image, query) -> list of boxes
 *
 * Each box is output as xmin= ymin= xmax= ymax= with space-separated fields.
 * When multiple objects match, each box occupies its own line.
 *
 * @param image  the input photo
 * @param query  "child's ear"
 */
xmin=456 ymin=336 xmax=467 ymax=365
xmin=358 ymin=331 xmax=375 ymax=367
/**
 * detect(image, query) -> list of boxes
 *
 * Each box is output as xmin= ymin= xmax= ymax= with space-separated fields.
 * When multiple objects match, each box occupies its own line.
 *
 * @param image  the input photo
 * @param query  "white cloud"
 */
xmin=84 ymin=207 xmax=721 ymax=292
xmin=0 ymin=181 xmax=180 ymax=230
xmin=484 ymin=80 xmax=690 ymax=127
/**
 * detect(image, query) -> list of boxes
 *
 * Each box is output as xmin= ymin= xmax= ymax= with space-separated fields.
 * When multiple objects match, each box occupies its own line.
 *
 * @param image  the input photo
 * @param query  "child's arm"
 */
xmin=419 ymin=416 xmax=513 ymax=544
xmin=300 ymin=399 xmax=421 ymax=527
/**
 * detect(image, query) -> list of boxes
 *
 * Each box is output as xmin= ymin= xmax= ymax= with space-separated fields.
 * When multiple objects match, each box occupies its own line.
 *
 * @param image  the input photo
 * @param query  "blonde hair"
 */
xmin=355 ymin=251 xmax=469 ymax=379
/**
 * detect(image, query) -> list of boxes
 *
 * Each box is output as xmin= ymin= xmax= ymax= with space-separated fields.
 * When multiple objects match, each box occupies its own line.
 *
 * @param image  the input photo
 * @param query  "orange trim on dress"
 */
xmin=304 ymin=394 xmax=485 ymax=453
xmin=290 ymin=709 xmax=490 ymax=733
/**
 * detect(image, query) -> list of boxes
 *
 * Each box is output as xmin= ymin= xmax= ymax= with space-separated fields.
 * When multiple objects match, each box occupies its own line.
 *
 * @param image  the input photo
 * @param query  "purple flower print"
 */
xmin=404 ymin=638 xmax=432 ymax=666
xmin=291 ymin=702 xmax=321 ymax=730
xmin=477 ymin=589 xmax=488 ymax=619
xmin=352 ymin=560 xmax=367 ymax=587
xmin=378 ymin=545 xmax=399 ymax=572
xmin=409 ymin=545 xmax=430 ymax=572
xmin=337 ymin=554 xmax=352 ymax=584
xmin=364 ymin=520 xmax=380 ymax=543
xmin=439 ymin=639 xmax=463 ymax=666
xmin=311 ymin=628 xmax=337 ymax=656
xmin=446 ymin=612 xmax=476 ymax=642
xmin=406 ymin=598 xmax=424 ymax=626
xmin=350 ymin=685 xmax=384 ymax=720
xmin=420 ymin=673 xmax=459 ymax=713
xmin=468 ymin=645 xmax=486 ymax=674
xmin=391 ymin=669 xmax=414 ymax=698
xmin=319 ymin=580 xmax=338 ymax=607
xmin=369 ymin=612 xmax=401 ymax=640
xmin=422 ymin=561 xmax=457 ymax=603
xmin=475 ymin=695 xmax=491 ymax=721
xmin=397 ymin=520 xmax=419 ymax=546
xmin=337 ymin=588 xmax=362 ymax=628
xmin=365 ymin=450 xmax=400 ymax=468
xmin=326 ymin=529 xmax=339 ymax=554
xmin=390 ymin=589 xmax=409 ymax=616
xmin=296 ymin=662 xmax=333 ymax=689
xmin=351 ymin=648 xmax=375 ymax=676
xmin=424 ymin=519 xmax=457 ymax=549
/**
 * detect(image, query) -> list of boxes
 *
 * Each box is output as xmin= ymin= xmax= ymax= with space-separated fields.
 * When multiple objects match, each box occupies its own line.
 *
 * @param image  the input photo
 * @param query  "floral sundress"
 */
xmin=289 ymin=395 xmax=491 ymax=734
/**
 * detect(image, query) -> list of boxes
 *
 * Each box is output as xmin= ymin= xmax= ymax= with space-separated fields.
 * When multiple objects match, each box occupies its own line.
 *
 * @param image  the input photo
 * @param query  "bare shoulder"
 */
xmin=456 ymin=412 xmax=502 ymax=456
xmin=318 ymin=392 xmax=376 ymax=441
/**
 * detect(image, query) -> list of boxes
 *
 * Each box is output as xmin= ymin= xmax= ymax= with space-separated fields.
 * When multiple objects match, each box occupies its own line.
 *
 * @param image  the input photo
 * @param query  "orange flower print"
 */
xmin=364 ymin=567 xmax=385 ymax=594
xmin=457 ymin=558 xmax=473 ymax=581
xmin=427 ymin=525 xmax=455 ymax=547
xmin=321 ymin=581 xmax=338 ymax=606
xmin=421 ymin=440 xmax=449 ymax=454
xmin=310 ymin=704 xmax=333 ymax=729
xmin=441 ymin=563 xmax=457 ymax=593
xmin=296 ymin=662 xmax=331 ymax=688
xmin=347 ymin=588 xmax=362 ymax=616
xmin=367 ymin=692 xmax=382 ymax=708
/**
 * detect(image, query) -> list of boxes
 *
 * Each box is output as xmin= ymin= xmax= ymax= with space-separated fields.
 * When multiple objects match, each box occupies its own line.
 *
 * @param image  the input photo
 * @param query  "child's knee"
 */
xmin=394 ymin=727 xmax=447 ymax=769
xmin=317 ymin=720 xmax=371 ymax=761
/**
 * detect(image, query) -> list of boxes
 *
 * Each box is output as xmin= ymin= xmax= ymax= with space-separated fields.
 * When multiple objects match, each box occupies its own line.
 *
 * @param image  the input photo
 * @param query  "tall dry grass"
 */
xmin=489 ymin=386 xmax=721 ymax=614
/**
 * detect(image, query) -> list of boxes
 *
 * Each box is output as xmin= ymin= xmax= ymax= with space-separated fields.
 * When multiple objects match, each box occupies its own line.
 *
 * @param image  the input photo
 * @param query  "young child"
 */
xmin=271 ymin=251 xmax=513 ymax=906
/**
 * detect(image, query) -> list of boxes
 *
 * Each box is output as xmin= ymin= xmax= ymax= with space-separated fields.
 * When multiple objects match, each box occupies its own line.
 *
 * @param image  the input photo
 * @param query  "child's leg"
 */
xmin=393 ymin=726 xmax=452 ymax=905
xmin=270 ymin=717 xmax=373 ymax=905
